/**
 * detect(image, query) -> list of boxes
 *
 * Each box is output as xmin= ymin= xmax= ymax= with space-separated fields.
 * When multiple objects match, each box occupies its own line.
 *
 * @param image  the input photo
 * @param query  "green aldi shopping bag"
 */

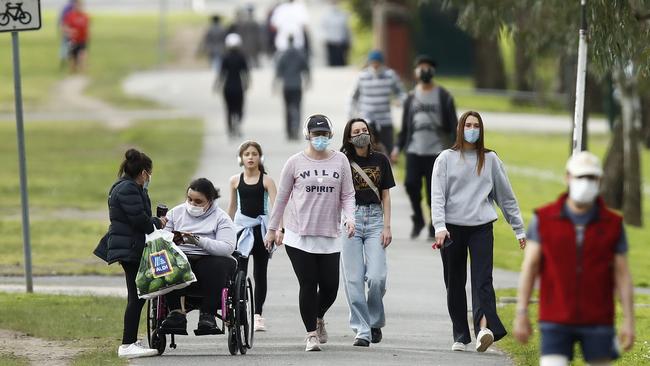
xmin=135 ymin=229 xmax=196 ymax=299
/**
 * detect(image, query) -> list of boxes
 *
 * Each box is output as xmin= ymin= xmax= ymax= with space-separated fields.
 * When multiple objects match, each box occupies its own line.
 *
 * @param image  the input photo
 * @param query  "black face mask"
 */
xmin=419 ymin=68 xmax=434 ymax=83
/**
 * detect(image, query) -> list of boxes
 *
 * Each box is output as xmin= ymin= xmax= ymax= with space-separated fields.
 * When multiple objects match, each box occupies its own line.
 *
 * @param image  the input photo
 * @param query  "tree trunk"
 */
xmin=473 ymin=36 xmax=507 ymax=90
xmin=513 ymin=34 xmax=534 ymax=93
xmin=615 ymin=71 xmax=643 ymax=227
xmin=642 ymin=94 xmax=650 ymax=148
xmin=601 ymin=119 xmax=624 ymax=209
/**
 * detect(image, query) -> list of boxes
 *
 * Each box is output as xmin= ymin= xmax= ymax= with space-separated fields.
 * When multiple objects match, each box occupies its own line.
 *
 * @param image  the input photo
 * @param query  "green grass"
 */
xmin=0 ymin=219 xmax=118 ymax=275
xmin=0 ymin=119 xmax=202 ymax=211
xmin=0 ymin=353 xmax=29 ymax=366
xmin=496 ymin=289 xmax=650 ymax=365
xmin=0 ymin=12 xmax=203 ymax=111
xmin=0 ymin=118 xmax=202 ymax=275
xmin=392 ymin=131 xmax=650 ymax=287
xmin=0 ymin=292 xmax=135 ymax=365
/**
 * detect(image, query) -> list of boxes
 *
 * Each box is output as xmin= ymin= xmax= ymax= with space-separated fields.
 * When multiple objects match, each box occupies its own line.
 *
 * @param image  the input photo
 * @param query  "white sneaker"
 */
xmin=254 ymin=314 xmax=266 ymax=332
xmin=305 ymin=332 xmax=321 ymax=351
xmin=316 ymin=318 xmax=328 ymax=344
xmin=117 ymin=340 xmax=158 ymax=359
xmin=476 ymin=328 xmax=494 ymax=352
xmin=451 ymin=342 xmax=466 ymax=351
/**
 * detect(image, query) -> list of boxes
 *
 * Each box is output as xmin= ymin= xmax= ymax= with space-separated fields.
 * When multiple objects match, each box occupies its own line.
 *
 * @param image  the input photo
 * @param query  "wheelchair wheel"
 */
xmin=234 ymin=271 xmax=255 ymax=354
xmin=227 ymin=326 xmax=238 ymax=355
xmin=146 ymin=298 xmax=167 ymax=355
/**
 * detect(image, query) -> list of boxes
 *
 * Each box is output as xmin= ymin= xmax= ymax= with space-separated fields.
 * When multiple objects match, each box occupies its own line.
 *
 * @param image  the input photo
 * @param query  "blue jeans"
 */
xmin=341 ymin=204 xmax=387 ymax=341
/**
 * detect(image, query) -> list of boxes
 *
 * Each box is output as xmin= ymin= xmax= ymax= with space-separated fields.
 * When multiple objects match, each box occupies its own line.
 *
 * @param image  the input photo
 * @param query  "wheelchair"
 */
xmin=146 ymin=251 xmax=255 ymax=355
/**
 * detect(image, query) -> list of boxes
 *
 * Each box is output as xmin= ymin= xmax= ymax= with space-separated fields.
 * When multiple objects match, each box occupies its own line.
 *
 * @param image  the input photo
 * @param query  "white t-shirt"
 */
xmin=271 ymin=1 xmax=309 ymax=51
xmin=283 ymin=228 xmax=342 ymax=254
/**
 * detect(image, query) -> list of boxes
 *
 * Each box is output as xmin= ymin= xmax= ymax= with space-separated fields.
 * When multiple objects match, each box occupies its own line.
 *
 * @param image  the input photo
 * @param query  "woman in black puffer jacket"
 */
xmin=107 ymin=148 xmax=166 ymax=359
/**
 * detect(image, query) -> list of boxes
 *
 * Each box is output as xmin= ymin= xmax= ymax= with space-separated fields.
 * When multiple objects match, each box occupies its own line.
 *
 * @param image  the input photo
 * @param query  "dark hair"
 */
xmin=452 ymin=111 xmax=492 ymax=175
xmin=118 ymin=148 xmax=152 ymax=178
xmin=340 ymin=118 xmax=378 ymax=162
xmin=238 ymin=140 xmax=266 ymax=174
xmin=187 ymin=178 xmax=220 ymax=201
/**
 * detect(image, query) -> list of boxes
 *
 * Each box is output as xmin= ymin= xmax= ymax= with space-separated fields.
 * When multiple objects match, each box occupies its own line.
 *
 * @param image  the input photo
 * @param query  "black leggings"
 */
xmin=121 ymin=261 xmax=145 ymax=345
xmin=238 ymin=225 xmax=270 ymax=315
xmin=224 ymin=89 xmax=244 ymax=134
xmin=285 ymin=245 xmax=340 ymax=333
xmin=441 ymin=223 xmax=506 ymax=344
xmin=283 ymin=88 xmax=302 ymax=139
xmin=166 ymin=255 xmax=236 ymax=315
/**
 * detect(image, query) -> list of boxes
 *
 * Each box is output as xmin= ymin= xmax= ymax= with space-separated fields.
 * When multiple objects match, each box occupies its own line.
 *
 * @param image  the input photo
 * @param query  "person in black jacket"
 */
xmin=390 ymin=55 xmax=458 ymax=240
xmin=107 ymin=148 xmax=166 ymax=359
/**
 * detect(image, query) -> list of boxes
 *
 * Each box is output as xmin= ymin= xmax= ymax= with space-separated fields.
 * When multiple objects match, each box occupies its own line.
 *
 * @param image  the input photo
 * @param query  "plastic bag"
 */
xmin=135 ymin=229 xmax=196 ymax=299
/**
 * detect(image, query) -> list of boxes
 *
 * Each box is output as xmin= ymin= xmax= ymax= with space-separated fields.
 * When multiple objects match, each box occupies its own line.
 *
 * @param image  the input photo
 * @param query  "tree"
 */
xmin=444 ymin=0 xmax=650 ymax=226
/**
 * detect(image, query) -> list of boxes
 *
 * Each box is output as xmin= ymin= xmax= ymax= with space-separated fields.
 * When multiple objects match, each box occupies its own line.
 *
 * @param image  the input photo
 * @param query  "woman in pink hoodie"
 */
xmin=265 ymin=114 xmax=356 ymax=352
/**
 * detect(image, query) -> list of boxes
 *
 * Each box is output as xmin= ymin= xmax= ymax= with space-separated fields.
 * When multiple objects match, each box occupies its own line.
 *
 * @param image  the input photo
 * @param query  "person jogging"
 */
xmin=227 ymin=140 xmax=279 ymax=332
xmin=339 ymin=118 xmax=395 ymax=347
xmin=514 ymin=151 xmax=635 ymax=366
xmin=431 ymin=110 xmax=526 ymax=353
xmin=264 ymin=114 xmax=356 ymax=352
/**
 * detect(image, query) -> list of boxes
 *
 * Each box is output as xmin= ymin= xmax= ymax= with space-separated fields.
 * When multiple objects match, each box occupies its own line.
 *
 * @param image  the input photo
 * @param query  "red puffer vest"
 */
xmin=536 ymin=193 xmax=622 ymax=325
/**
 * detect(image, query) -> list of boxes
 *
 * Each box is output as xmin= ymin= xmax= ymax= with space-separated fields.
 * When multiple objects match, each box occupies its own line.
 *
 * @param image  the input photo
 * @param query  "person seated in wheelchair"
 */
xmin=160 ymin=178 xmax=237 ymax=334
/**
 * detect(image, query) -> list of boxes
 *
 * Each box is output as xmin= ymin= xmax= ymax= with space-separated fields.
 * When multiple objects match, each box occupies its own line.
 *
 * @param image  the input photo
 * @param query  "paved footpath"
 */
xmin=120 ymin=65 xmax=515 ymax=365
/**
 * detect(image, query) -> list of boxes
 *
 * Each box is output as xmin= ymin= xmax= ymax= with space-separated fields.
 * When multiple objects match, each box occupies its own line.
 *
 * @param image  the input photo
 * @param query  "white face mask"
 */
xmin=569 ymin=178 xmax=599 ymax=204
xmin=185 ymin=201 xmax=206 ymax=217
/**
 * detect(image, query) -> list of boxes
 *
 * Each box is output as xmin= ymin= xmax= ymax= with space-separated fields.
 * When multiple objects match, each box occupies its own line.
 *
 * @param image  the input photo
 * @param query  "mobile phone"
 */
xmin=443 ymin=237 xmax=453 ymax=248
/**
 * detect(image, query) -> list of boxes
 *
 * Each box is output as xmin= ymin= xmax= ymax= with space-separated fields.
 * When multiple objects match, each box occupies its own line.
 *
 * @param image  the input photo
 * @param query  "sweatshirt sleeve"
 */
xmin=196 ymin=212 xmax=236 ymax=256
xmin=431 ymin=151 xmax=448 ymax=233
xmin=348 ymin=77 xmax=361 ymax=119
xmin=339 ymin=155 xmax=356 ymax=224
xmin=268 ymin=157 xmax=295 ymax=230
xmin=490 ymin=154 xmax=526 ymax=239
xmin=396 ymin=93 xmax=412 ymax=152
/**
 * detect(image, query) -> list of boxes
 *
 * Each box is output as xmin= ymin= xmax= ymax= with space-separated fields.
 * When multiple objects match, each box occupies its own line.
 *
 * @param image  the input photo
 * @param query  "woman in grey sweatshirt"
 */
xmin=431 ymin=111 xmax=526 ymax=353
xmin=159 ymin=178 xmax=237 ymax=335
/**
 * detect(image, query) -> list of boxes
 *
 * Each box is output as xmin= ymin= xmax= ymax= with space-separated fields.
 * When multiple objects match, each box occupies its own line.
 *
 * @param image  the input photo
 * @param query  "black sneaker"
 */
xmin=371 ymin=328 xmax=382 ymax=343
xmin=353 ymin=338 xmax=370 ymax=347
xmin=160 ymin=311 xmax=187 ymax=333
xmin=197 ymin=312 xmax=217 ymax=330
xmin=410 ymin=216 xmax=425 ymax=239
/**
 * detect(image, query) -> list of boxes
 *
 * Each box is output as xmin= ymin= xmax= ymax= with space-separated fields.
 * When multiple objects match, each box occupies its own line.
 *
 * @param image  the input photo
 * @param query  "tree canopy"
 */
xmin=444 ymin=0 xmax=650 ymax=78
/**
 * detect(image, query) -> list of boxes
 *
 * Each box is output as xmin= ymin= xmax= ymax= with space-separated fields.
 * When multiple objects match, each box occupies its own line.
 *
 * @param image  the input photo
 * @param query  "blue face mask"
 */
xmin=464 ymin=129 xmax=480 ymax=144
xmin=310 ymin=136 xmax=331 ymax=151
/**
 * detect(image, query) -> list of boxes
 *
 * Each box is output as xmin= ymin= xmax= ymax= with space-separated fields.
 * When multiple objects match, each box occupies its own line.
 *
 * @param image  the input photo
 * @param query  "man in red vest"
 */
xmin=62 ymin=0 xmax=90 ymax=73
xmin=513 ymin=151 xmax=635 ymax=366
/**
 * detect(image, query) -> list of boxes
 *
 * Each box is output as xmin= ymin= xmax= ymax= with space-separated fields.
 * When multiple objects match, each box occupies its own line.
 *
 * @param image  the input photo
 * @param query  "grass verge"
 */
xmin=0 ymin=118 xmax=202 ymax=275
xmin=496 ymin=289 xmax=650 ymax=365
xmin=0 ymin=292 xmax=134 ymax=365
xmin=0 ymin=353 xmax=29 ymax=366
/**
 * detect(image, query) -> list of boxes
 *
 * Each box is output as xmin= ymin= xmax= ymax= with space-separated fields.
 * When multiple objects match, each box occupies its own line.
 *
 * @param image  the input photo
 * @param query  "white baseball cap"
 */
xmin=566 ymin=151 xmax=603 ymax=177
xmin=225 ymin=33 xmax=242 ymax=48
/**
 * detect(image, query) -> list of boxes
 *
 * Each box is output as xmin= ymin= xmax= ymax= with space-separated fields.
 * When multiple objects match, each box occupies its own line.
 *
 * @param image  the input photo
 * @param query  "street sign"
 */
xmin=1 ymin=0 xmax=41 ymax=293
xmin=0 ymin=0 xmax=41 ymax=33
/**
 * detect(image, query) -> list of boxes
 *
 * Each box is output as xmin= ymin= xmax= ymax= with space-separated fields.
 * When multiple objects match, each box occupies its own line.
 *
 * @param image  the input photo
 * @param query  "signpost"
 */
xmin=1 ymin=0 xmax=42 ymax=293
xmin=572 ymin=0 xmax=588 ymax=155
